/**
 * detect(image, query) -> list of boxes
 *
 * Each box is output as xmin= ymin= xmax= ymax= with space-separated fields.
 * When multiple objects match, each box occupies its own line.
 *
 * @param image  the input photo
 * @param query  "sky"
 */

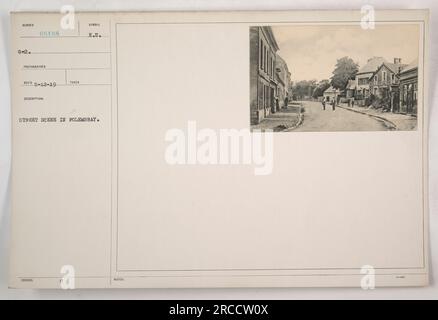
xmin=272 ymin=24 xmax=420 ymax=83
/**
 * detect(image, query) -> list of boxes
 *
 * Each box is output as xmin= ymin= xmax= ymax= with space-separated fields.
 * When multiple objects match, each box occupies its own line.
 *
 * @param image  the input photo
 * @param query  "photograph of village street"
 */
xmin=250 ymin=24 xmax=420 ymax=132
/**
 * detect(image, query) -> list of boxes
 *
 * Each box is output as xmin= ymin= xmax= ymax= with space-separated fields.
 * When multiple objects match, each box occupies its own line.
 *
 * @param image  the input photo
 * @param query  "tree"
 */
xmin=330 ymin=57 xmax=359 ymax=90
xmin=292 ymin=79 xmax=317 ymax=100
xmin=312 ymin=79 xmax=331 ymax=98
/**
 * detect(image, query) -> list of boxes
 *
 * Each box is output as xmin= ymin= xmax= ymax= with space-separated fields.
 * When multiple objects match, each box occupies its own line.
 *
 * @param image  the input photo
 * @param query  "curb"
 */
xmin=283 ymin=109 xmax=304 ymax=132
xmin=285 ymin=113 xmax=303 ymax=131
xmin=337 ymin=105 xmax=397 ymax=130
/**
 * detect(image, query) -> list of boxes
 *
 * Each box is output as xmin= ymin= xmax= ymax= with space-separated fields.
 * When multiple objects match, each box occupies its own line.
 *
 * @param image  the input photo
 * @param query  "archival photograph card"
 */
xmin=9 ymin=10 xmax=429 ymax=288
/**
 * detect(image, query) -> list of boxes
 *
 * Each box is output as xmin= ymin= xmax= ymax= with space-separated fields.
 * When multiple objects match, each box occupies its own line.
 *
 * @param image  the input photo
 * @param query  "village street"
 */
xmin=250 ymin=26 xmax=419 ymax=133
xmin=290 ymin=101 xmax=388 ymax=132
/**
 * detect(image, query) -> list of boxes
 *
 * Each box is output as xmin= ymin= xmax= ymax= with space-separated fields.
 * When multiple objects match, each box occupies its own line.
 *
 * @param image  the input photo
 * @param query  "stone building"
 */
xmin=250 ymin=26 xmax=279 ymax=124
xmin=275 ymin=54 xmax=291 ymax=110
xmin=399 ymin=59 xmax=418 ymax=115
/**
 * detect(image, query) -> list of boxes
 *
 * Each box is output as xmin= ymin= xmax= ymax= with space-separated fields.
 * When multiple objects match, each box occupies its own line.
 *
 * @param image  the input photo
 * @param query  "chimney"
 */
xmin=394 ymin=58 xmax=402 ymax=64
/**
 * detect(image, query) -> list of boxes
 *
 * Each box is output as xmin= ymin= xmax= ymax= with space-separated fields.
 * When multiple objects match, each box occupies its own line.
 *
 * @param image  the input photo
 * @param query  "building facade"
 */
xmin=355 ymin=56 xmax=388 ymax=99
xmin=345 ymin=79 xmax=357 ymax=99
xmin=342 ymin=57 xmax=418 ymax=115
xmin=275 ymin=54 xmax=291 ymax=110
xmin=369 ymin=59 xmax=405 ymax=112
xmin=323 ymin=86 xmax=340 ymax=103
xmin=399 ymin=59 xmax=418 ymax=115
xmin=250 ymin=26 xmax=280 ymax=124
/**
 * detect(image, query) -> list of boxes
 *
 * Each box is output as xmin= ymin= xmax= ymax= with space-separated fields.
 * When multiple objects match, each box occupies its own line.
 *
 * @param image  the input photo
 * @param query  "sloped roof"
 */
xmin=323 ymin=86 xmax=340 ymax=94
xmin=370 ymin=62 xmax=408 ymax=79
xmin=275 ymin=54 xmax=289 ymax=72
xmin=276 ymin=54 xmax=286 ymax=66
xmin=400 ymin=58 xmax=418 ymax=73
xmin=383 ymin=62 xmax=407 ymax=74
xmin=357 ymin=57 xmax=387 ymax=74
xmin=262 ymin=26 xmax=279 ymax=52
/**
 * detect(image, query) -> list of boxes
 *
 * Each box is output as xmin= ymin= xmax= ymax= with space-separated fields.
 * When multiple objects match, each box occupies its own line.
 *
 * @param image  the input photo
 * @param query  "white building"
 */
xmin=323 ymin=86 xmax=340 ymax=103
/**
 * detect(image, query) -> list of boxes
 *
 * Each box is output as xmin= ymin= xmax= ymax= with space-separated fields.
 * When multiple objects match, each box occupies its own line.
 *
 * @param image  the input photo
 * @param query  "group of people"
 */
xmin=322 ymin=97 xmax=336 ymax=111
xmin=273 ymin=96 xmax=289 ymax=113
xmin=322 ymin=97 xmax=355 ymax=111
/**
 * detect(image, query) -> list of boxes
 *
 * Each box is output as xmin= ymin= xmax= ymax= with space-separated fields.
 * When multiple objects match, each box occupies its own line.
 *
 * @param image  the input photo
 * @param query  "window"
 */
xmin=268 ymin=54 xmax=272 ymax=75
xmin=268 ymin=54 xmax=271 ymax=75
xmin=382 ymin=71 xmax=387 ymax=83
xmin=262 ymin=46 xmax=265 ymax=71
xmin=262 ymin=46 xmax=264 ymax=71
xmin=391 ymin=74 xmax=395 ymax=83
xmin=268 ymin=55 xmax=271 ymax=75
xmin=261 ymin=84 xmax=264 ymax=109
xmin=259 ymin=39 xmax=262 ymax=68
xmin=272 ymin=59 xmax=274 ymax=77
xmin=260 ymin=42 xmax=264 ymax=71
xmin=374 ymin=76 xmax=378 ymax=84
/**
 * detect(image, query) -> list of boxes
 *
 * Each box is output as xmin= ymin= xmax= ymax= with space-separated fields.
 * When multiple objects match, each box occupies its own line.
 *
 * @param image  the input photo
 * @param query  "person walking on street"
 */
xmin=322 ymin=99 xmax=326 ymax=110
xmin=284 ymin=96 xmax=289 ymax=109
xmin=332 ymin=98 xmax=336 ymax=111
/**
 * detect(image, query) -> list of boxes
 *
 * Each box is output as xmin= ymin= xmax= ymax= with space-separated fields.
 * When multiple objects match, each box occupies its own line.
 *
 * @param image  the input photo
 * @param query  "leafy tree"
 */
xmin=292 ymin=79 xmax=317 ymax=100
xmin=330 ymin=57 xmax=359 ymax=89
xmin=312 ymin=79 xmax=331 ymax=98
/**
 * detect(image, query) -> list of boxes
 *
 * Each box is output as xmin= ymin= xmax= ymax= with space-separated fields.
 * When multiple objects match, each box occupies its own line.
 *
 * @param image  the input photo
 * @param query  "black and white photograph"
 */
xmin=250 ymin=24 xmax=420 ymax=132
